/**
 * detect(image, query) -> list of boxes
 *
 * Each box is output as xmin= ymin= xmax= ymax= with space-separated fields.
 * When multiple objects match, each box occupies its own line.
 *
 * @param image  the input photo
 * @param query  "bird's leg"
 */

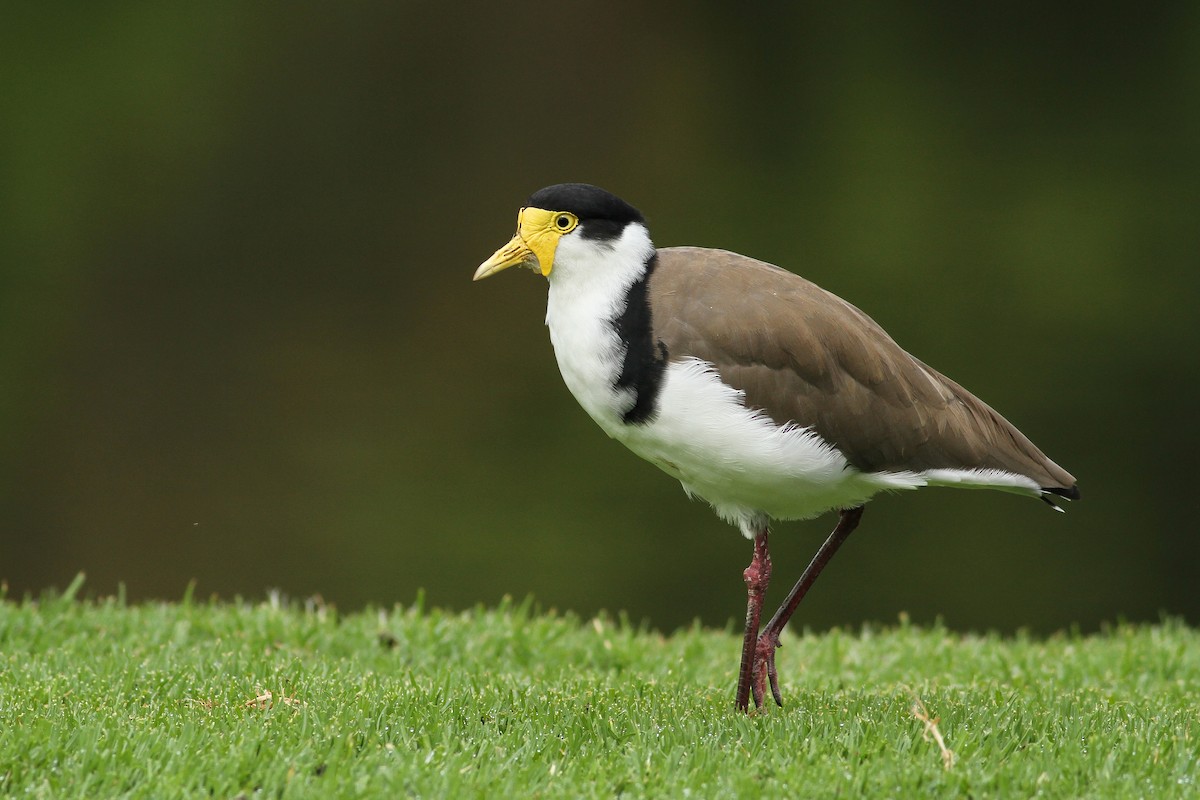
xmin=734 ymin=521 xmax=772 ymax=712
xmin=755 ymin=506 xmax=864 ymax=708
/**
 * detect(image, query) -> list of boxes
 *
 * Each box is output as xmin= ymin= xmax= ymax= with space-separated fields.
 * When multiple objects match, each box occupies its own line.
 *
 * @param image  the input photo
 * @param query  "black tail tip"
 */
xmin=1046 ymin=485 xmax=1081 ymax=501
xmin=1041 ymin=485 xmax=1081 ymax=510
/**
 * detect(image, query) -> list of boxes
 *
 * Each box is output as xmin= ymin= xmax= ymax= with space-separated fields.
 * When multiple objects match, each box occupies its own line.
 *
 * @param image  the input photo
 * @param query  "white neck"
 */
xmin=546 ymin=221 xmax=654 ymax=298
xmin=544 ymin=222 xmax=655 ymax=433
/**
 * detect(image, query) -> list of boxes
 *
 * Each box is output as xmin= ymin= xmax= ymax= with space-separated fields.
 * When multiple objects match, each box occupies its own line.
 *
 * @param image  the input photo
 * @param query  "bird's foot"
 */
xmin=751 ymin=630 xmax=783 ymax=709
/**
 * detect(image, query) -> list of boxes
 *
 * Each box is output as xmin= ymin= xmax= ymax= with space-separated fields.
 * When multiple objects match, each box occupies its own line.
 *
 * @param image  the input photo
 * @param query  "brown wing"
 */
xmin=648 ymin=247 xmax=1077 ymax=492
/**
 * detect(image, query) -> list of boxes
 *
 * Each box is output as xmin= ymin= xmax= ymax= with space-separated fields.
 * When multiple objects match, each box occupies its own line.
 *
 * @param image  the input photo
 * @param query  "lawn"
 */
xmin=1 ymin=575 xmax=1196 ymax=798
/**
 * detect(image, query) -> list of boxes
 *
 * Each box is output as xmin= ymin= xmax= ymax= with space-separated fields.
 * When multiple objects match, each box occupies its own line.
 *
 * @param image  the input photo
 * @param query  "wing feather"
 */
xmin=648 ymin=247 xmax=1076 ymax=491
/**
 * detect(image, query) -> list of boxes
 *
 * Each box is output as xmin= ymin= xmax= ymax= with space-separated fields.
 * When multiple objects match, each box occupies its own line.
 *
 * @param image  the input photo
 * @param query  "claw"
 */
xmin=767 ymin=645 xmax=783 ymax=708
xmin=754 ymin=632 xmax=784 ymax=708
xmin=751 ymin=641 xmax=768 ymax=708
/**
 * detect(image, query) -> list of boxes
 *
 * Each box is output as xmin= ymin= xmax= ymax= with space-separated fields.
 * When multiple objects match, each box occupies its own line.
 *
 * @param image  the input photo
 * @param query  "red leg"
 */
xmin=734 ymin=521 xmax=771 ymax=712
xmin=756 ymin=506 xmax=864 ymax=707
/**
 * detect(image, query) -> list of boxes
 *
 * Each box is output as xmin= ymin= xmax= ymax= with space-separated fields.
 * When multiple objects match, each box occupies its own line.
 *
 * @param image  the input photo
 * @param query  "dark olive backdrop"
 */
xmin=2 ymin=4 xmax=1196 ymax=633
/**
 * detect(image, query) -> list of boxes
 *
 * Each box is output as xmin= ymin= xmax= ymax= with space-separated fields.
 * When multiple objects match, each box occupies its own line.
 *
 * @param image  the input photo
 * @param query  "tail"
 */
xmin=1040 ymin=483 xmax=1081 ymax=512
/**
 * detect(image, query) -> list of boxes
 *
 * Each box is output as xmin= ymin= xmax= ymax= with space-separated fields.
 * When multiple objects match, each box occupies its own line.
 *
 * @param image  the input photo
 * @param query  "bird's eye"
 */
xmin=554 ymin=213 xmax=577 ymax=232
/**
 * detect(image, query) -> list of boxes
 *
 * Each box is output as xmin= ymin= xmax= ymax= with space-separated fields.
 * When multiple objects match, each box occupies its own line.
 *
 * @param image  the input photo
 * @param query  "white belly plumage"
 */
xmin=607 ymin=357 xmax=927 ymax=529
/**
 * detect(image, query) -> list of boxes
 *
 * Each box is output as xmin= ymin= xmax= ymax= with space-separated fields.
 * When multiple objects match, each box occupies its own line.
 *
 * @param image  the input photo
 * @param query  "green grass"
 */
xmin=1 ymin=576 xmax=1197 ymax=799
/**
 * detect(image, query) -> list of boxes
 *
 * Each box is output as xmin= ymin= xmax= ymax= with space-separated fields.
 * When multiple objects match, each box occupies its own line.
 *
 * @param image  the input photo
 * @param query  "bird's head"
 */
xmin=473 ymin=183 xmax=646 ymax=281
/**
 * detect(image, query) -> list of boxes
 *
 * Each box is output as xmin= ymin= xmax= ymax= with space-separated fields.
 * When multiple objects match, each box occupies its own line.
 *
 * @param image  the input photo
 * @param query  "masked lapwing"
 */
xmin=474 ymin=183 xmax=1079 ymax=712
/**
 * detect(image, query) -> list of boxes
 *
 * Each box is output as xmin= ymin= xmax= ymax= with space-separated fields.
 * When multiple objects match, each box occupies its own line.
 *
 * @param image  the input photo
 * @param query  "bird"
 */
xmin=473 ymin=182 xmax=1079 ymax=712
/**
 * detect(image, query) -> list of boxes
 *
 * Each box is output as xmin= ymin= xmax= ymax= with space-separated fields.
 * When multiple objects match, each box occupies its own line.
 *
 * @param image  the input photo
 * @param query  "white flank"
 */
xmin=620 ymin=358 xmax=927 ymax=529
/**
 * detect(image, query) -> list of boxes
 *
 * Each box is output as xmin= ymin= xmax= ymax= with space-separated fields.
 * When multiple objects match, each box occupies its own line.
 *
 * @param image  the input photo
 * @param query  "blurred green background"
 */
xmin=2 ymin=4 xmax=1196 ymax=633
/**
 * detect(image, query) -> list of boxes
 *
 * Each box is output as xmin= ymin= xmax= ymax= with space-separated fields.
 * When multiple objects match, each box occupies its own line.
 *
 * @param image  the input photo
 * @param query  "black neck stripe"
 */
xmin=610 ymin=252 xmax=668 ymax=425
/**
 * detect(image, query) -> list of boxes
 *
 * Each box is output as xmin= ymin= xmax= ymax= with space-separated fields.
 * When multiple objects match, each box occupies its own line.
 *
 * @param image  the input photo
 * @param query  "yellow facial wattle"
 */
xmin=474 ymin=207 xmax=578 ymax=280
